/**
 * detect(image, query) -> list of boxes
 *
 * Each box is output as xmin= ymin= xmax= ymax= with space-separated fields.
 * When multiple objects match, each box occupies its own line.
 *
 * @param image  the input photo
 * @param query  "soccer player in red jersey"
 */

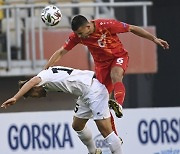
xmin=44 ymin=15 xmax=169 ymax=133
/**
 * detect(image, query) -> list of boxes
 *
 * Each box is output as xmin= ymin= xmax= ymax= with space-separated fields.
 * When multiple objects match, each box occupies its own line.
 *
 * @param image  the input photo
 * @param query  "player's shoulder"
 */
xmin=51 ymin=66 xmax=74 ymax=70
xmin=69 ymin=32 xmax=78 ymax=38
xmin=94 ymin=18 xmax=119 ymax=27
xmin=68 ymin=31 xmax=80 ymax=42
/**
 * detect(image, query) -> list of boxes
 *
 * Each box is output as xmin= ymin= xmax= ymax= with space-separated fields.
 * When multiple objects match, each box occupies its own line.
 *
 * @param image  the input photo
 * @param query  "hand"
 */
xmin=154 ymin=38 xmax=169 ymax=50
xmin=1 ymin=97 xmax=17 ymax=109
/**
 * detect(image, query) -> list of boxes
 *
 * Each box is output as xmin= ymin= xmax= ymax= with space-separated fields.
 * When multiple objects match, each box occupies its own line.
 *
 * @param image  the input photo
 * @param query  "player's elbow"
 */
xmin=129 ymin=25 xmax=138 ymax=33
xmin=59 ymin=47 xmax=68 ymax=56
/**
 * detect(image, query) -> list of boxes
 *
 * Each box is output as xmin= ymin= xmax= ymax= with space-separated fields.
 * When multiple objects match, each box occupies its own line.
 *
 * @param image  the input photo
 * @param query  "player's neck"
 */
xmin=90 ymin=21 xmax=96 ymax=34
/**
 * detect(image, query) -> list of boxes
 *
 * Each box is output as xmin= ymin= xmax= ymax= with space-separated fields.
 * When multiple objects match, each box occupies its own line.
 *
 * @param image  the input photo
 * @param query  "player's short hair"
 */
xmin=18 ymin=80 xmax=31 ymax=98
xmin=71 ymin=15 xmax=89 ymax=31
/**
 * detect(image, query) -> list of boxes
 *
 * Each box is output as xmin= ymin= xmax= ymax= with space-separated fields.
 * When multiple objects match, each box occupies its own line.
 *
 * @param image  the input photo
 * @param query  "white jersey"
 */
xmin=37 ymin=66 xmax=110 ymax=120
xmin=37 ymin=66 xmax=95 ymax=97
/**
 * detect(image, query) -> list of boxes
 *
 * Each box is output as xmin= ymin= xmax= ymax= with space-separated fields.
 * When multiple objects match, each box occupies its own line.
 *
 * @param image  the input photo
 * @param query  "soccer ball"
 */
xmin=41 ymin=5 xmax=62 ymax=26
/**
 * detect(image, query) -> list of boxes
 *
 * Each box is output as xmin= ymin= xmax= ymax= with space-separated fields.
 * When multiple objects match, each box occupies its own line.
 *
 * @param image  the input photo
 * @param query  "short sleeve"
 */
xmin=99 ymin=19 xmax=129 ymax=34
xmin=36 ymin=69 xmax=51 ymax=86
xmin=63 ymin=32 xmax=79 ymax=51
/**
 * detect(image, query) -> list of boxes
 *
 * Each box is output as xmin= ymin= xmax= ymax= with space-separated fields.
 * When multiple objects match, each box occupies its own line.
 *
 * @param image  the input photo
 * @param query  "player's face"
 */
xmin=75 ymin=24 xmax=91 ymax=38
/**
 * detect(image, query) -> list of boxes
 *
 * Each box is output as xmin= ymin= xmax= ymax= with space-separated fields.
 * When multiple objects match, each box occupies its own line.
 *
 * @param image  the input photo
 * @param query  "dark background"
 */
xmin=0 ymin=0 xmax=179 ymax=113
xmin=152 ymin=0 xmax=180 ymax=107
xmin=114 ymin=0 xmax=180 ymax=108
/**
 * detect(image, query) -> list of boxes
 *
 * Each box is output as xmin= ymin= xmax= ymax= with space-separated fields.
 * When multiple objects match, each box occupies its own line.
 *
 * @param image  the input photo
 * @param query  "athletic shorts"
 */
xmin=74 ymin=78 xmax=111 ymax=120
xmin=95 ymin=53 xmax=129 ymax=93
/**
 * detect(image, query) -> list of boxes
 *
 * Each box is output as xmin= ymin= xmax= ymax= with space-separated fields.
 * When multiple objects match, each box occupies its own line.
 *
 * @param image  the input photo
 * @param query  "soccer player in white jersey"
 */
xmin=1 ymin=66 xmax=123 ymax=154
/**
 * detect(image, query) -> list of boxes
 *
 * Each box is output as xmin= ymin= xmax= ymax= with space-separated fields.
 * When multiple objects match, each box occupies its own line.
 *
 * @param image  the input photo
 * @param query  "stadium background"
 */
xmin=0 ymin=0 xmax=179 ymax=112
xmin=0 ymin=0 xmax=179 ymax=153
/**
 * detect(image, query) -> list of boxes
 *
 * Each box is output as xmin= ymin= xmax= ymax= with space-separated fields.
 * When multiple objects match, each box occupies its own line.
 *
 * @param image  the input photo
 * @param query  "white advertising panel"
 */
xmin=89 ymin=107 xmax=180 ymax=154
xmin=0 ymin=111 xmax=87 ymax=154
xmin=0 ymin=107 xmax=180 ymax=154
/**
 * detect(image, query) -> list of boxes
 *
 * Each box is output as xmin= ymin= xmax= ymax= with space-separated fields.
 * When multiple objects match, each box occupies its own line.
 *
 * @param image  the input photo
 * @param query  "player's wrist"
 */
xmin=152 ymin=37 xmax=158 ymax=42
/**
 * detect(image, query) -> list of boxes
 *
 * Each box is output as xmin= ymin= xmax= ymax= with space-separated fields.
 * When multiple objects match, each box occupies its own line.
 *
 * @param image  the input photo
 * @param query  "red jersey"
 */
xmin=63 ymin=19 xmax=129 ymax=67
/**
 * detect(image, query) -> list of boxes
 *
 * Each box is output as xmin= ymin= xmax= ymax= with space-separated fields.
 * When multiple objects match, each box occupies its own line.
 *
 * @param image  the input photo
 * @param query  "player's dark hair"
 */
xmin=71 ymin=15 xmax=89 ymax=31
xmin=18 ymin=80 xmax=31 ymax=98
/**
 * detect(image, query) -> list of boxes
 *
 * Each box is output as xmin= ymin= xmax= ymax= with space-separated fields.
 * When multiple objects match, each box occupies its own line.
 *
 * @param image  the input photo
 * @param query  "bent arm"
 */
xmin=1 ymin=76 xmax=41 ymax=108
xmin=44 ymin=47 xmax=68 ymax=70
xmin=13 ymin=76 xmax=41 ymax=100
xmin=129 ymin=25 xmax=169 ymax=49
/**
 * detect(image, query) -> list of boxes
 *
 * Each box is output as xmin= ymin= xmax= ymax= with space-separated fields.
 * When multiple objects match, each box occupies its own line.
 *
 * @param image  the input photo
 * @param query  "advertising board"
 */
xmin=0 ymin=107 xmax=180 ymax=154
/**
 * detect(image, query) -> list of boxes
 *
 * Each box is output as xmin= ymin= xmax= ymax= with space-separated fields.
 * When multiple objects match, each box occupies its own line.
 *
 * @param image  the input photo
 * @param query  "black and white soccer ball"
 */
xmin=41 ymin=5 xmax=62 ymax=26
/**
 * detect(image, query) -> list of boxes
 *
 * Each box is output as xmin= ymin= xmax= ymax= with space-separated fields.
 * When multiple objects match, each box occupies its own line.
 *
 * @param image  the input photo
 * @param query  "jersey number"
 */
xmin=97 ymin=34 xmax=106 ymax=47
xmin=74 ymin=103 xmax=79 ymax=113
xmin=116 ymin=58 xmax=124 ymax=65
xmin=51 ymin=68 xmax=73 ymax=75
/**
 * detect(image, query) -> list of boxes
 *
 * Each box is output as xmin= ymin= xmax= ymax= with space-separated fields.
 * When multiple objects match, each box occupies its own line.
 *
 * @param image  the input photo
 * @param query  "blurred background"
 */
xmin=0 ymin=0 xmax=179 ymax=113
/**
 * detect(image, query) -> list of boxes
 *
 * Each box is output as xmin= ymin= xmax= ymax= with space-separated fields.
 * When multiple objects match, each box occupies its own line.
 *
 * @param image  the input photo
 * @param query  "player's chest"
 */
xmin=80 ymin=32 xmax=113 ymax=48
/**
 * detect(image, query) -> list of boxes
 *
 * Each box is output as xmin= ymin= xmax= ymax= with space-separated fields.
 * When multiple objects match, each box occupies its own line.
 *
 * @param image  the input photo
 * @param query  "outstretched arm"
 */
xmin=1 ymin=76 xmax=41 ymax=109
xmin=43 ymin=47 xmax=68 ymax=70
xmin=129 ymin=25 xmax=169 ymax=49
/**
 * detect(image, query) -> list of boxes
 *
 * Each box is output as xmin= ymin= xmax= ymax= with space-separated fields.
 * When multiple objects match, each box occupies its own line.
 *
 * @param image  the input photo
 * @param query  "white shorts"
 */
xmin=74 ymin=78 xmax=110 ymax=120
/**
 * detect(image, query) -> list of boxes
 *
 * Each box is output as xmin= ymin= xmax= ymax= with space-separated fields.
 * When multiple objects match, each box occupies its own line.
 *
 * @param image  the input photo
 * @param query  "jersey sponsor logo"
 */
xmin=8 ymin=123 xmax=74 ymax=150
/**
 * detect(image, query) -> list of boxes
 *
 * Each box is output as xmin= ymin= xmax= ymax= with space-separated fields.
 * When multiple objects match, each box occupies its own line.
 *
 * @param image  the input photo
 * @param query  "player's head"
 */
xmin=18 ymin=80 xmax=47 ymax=98
xmin=71 ymin=15 xmax=92 ymax=38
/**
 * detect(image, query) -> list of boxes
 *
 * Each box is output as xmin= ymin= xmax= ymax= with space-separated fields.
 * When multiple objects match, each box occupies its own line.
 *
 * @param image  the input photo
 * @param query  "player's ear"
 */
xmin=87 ymin=23 xmax=91 ymax=27
xmin=86 ymin=24 xmax=91 ymax=30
